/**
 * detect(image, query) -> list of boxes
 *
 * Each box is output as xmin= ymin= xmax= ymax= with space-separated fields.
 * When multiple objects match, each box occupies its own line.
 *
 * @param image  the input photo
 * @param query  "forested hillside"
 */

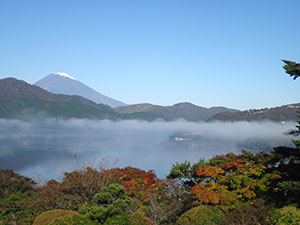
xmin=207 ymin=103 xmax=300 ymax=122
xmin=116 ymin=102 xmax=239 ymax=121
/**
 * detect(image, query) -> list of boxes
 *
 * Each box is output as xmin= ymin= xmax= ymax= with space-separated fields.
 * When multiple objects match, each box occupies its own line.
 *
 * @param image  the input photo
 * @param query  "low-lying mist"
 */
xmin=0 ymin=119 xmax=297 ymax=182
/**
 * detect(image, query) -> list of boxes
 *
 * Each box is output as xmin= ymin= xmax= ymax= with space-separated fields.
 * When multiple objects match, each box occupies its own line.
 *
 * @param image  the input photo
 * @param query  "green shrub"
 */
xmin=0 ymin=169 xmax=35 ymax=198
xmin=33 ymin=209 xmax=97 ymax=225
xmin=103 ymin=213 xmax=153 ymax=225
xmin=103 ymin=215 xmax=131 ymax=225
xmin=268 ymin=206 xmax=300 ymax=225
xmin=79 ymin=183 xmax=132 ymax=223
xmin=0 ymin=190 xmax=46 ymax=225
xmin=176 ymin=205 xmax=224 ymax=225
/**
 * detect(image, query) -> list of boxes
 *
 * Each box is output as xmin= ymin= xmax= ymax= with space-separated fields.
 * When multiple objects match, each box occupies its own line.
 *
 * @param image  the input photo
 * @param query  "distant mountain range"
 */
xmin=35 ymin=72 xmax=126 ymax=107
xmin=207 ymin=104 xmax=300 ymax=122
xmin=115 ymin=103 xmax=239 ymax=121
xmin=0 ymin=77 xmax=238 ymax=121
xmin=0 ymin=77 xmax=298 ymax=122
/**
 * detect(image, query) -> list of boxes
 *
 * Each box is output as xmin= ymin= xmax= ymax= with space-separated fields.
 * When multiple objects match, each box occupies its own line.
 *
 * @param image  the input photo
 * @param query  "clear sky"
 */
xmin=0 ymin=0 xmax=299 ymax=110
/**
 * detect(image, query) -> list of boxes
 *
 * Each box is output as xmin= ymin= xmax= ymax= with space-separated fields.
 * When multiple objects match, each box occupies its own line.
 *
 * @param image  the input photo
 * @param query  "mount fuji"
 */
xmin=35 ymin=72 xmax=126 ymax=107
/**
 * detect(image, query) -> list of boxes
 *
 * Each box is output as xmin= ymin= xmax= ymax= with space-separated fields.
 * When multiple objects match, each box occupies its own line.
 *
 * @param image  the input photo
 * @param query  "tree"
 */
xmin=39 ymin=166 xmax=121 ymax=209
xmin=282 ymin=60 xmax=300 ymax=80
xmin=0 ymin=170 xmax=45 ymax=225
xmin=112 ymin=167 xmax=165 ymax=202
xmin=282 ymin=59 xmax=300 ymax=141
xmin=78 ymin=183 xmax=132 ymax=224
xmin=167 ymin=151 xmax=273 ymax=210
xmin=0 ymin=169 xmax=35 ymax=198
xmin=266 ymin=60 xmax=300 ymax=206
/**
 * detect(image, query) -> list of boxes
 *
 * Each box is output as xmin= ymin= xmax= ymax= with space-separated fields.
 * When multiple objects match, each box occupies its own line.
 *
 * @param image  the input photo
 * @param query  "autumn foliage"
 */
xmin=168 ymin=150 xmax=279 ymax=210
xmin=113 ymin=167 xmax=165 ymax=201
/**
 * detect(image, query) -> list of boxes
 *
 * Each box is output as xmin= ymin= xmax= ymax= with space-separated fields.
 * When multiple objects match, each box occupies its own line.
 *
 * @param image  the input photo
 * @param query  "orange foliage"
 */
xmin=189 ymin=152 xmax=272 ymax=209
xmin=191 ymin=183 xmax=236 ymax=205
xmin=269 ymin=173 xmax=281 ymax=180
xmin=195 ymin=166 xmax=224 ymax=177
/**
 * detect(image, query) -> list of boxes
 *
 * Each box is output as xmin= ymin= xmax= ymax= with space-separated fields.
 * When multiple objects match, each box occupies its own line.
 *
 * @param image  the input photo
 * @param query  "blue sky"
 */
xmin=0 ymin=0 xmax=299 ymax=110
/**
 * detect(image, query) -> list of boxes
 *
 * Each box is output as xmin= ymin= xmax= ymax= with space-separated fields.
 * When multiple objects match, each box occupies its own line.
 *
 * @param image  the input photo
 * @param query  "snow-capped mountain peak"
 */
xmin=34 ymin=73 xmax=127 ymax=107
xmin=51 ymin=72 xmax=76 ymax=80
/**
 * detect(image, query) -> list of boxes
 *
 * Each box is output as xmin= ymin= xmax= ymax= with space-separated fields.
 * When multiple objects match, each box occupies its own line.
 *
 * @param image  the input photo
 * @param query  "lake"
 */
xmin=0 ymin=119 xmax=295 ymax=183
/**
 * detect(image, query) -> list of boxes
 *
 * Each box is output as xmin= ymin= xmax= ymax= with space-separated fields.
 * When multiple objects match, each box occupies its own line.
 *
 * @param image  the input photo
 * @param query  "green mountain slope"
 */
xmin=115 ymin=102 xmax=239 ymax=121
xmin=0 ymin=78 xmax=120 ymax=120
xmin=207 ymin=104 xmax=300 ymax=122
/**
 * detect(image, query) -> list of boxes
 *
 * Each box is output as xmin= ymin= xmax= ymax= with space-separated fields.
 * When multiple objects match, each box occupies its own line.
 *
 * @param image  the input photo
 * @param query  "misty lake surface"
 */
xmin=0 ymin=119 xmax=296 ymax=183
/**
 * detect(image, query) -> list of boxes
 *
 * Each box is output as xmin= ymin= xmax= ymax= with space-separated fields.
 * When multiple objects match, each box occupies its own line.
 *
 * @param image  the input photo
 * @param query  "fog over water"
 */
xmin=0 ymin=119 xmax=296 ymax=182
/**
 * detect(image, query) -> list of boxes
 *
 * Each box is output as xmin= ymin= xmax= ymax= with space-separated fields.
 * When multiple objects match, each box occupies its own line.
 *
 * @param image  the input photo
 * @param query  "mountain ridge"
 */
xmin=1 ymin=77 xmax=297 ymax=122
xmin=115 ymin=102 xmax=239 ymax=121
xmin=207 ymin=103 xmax=300 ymax=122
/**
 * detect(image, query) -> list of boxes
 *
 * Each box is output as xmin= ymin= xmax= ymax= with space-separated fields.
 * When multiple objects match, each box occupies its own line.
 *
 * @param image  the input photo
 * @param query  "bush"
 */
xmin=33 ymin=209 xmax=97 ymax=225
xmin=176 ymin=205 xmax=224 ymax=225
xmin=268 ymin=206 xmax=300 ymax=225
xmin=79 ymin=183 xmax=132 ymax=223
xmin=222 ymin=199 xmax=273 ymax=225
xmin=111 ymin=167 xmax=165 ymax=202
xmin=0 ymin=191 xmax=38 ymax=225
xmin=103 ymin=213 xmax=153 ymax=225
xmin=0 ymin=169 xmax=35 ymax=198
xmin=39 ymin=166 xmax=121 ymax=209
xmin=129 ymin=212 xmax=153 ymax=225
xmin=103 ymin=215 xmax=130 ymax=225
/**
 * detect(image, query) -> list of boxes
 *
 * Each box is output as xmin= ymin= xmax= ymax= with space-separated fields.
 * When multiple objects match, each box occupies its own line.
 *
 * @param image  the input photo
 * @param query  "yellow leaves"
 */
xmin=237 ymin=187 xmax=256 ymax=199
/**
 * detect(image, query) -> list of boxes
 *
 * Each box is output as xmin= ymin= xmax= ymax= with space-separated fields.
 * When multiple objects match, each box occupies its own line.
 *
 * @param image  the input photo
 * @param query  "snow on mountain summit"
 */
xmin=34 ymin=73 xmax=127 ymax=107
xmin=51 ymin=72 xmax=76 ymax=80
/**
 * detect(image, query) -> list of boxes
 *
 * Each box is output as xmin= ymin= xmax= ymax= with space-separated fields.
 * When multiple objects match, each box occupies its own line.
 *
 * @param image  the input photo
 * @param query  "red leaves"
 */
xmin=116 ymin=167 xmax=165 ymax=201
xmin=222 ymin=161 xmax=245 ymax=169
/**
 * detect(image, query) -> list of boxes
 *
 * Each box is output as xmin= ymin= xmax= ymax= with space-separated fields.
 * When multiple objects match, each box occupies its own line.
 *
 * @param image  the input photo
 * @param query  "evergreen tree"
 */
xmin=282 ymin=59 xmax=300 ymax=145
xmin=267 ymin=60 xmax=300 ymax=206
xmin=282 ymin=59 xmax=300 ymax=80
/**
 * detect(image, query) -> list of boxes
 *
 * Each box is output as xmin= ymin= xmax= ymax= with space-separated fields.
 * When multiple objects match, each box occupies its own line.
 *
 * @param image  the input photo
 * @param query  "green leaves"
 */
xmin=167 ymin=159 xmax=209 ymax=186
xmin=79 ymin=183 xmax=132 ymax=223
xmin=282 ymin=60 xmax=300 ymax=80
xmin=268 ymin=206 xmax=300 ymax=224
xmin=167 ymin=161 xmax=192 ymax=179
